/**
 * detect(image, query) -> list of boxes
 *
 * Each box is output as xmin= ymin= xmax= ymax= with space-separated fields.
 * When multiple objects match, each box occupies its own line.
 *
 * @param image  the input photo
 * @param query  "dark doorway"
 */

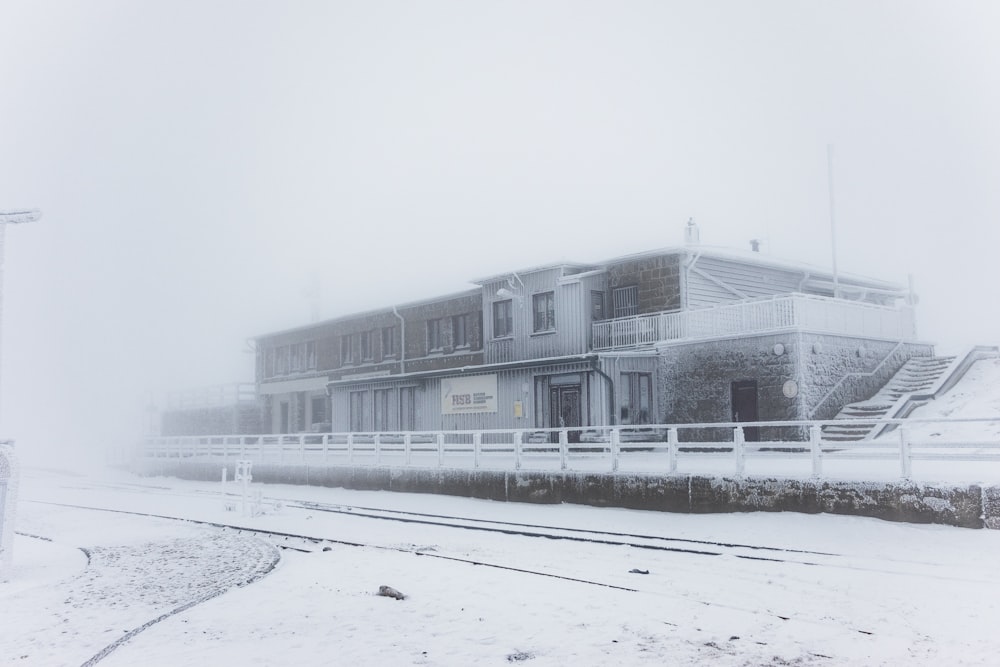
xmin=731 ymin=380 xmax=759 ymax=442
xmin=550 ymin=385 xmax=582 ymax=443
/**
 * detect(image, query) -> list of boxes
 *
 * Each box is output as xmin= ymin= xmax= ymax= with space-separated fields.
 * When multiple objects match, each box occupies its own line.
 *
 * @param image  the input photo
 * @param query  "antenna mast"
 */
xmin=827 ymin=145 xmax=839 ymax=299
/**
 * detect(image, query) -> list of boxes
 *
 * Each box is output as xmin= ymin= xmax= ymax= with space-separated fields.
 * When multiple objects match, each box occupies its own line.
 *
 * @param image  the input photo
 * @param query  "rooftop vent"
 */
xmin=684 ymin=218 xmax=700 ymax=245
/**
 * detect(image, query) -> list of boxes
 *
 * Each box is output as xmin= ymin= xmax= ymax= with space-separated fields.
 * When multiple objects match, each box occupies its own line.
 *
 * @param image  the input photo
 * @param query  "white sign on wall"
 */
xmin=442 ymin=374 xmax=498 ymax=415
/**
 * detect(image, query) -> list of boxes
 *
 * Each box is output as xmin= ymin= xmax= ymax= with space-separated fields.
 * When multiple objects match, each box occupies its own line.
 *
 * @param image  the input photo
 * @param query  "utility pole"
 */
xmin=827 ymin=146 xmax=840 ymax=299
xmin=0 ymin=208 xmax=40 ymax=581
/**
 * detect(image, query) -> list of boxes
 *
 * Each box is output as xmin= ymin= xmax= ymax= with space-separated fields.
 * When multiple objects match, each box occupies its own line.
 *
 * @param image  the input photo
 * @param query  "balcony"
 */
xmin=592 ymin=294 xmax=917 ymax=350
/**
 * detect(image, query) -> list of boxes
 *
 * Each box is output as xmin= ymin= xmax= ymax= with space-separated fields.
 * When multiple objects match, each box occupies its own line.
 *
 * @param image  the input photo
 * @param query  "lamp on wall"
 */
xmin=495 ymin=272 xmax=525 ymax=304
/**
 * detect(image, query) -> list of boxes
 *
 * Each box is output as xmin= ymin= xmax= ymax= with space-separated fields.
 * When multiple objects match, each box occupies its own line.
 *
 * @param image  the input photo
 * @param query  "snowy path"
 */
xmin=5 ymin=467 xmax=1000 ymax=665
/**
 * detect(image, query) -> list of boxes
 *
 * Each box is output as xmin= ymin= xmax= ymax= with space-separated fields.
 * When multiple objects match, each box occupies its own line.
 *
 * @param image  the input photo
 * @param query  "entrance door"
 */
xmin=549 ymin=385 xmax=581 ymax=443
xmin=731 ymin=380 xmax=759 ymax=442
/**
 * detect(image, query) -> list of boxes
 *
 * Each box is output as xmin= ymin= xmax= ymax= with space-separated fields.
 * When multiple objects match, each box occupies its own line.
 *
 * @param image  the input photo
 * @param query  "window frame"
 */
xmin=452 ymin=313 xmax=471 ymax=348
xmin=532 ymin=291 xmax=556 ymax=333
xmin=492 ymin=299 xmax=513 ymax=338
xmin=613 ymin=285 xmax=639 ymax=318
xmin=427 ymin=318 xmax=443 ymax=352
xmin=341 ymin=334 xmax=354 ymax=365
xmin=381 ymin=325 xmax=398 ymax=359
xmin=620 ymin=372 xmax=653 ymax=425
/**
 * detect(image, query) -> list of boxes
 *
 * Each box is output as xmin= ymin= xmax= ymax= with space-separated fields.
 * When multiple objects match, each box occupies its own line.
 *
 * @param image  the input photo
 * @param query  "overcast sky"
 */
xmin=1 ymin=0 xmax=998 ymax=460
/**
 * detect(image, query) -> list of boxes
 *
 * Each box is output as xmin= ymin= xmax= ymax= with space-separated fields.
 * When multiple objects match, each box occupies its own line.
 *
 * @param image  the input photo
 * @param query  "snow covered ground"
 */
xmin=5 ymin=358 xmax=1000 ymax=666
xmin=4 ymin=465 xmax=1000 ymax=666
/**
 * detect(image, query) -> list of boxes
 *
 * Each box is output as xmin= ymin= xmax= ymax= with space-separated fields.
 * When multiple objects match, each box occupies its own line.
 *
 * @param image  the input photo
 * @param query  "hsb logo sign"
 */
xmin=451 ymin=394 xmax=473 ymax=406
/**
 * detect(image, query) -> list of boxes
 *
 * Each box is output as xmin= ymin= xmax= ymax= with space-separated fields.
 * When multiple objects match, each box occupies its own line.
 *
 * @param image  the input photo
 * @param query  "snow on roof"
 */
xmin=470 ymin=262 xmax=597 ymax=285
xmin=599 ymin=244 xmax=906 ymax=291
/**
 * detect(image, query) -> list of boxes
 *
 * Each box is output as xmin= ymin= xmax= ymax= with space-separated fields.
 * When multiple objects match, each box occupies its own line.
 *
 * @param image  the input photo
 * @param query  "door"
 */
xmin=731 ymin=380 xmax=759 ymax=442
xmin=549 ymin=386 xmax=582 ymax=443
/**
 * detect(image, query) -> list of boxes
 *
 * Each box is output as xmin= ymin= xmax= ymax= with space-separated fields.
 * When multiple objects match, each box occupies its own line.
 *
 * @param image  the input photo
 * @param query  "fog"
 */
xmin=1 ymin=1 xmax=998 ymax=465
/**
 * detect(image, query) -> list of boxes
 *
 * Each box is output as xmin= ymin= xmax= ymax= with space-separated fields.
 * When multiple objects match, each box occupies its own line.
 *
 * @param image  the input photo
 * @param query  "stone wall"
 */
xmin=138 ymin=459 xmax=999 ymax=529
xmin=657 ymin=334 xmax=802 ymax=425
xmin=799 ymin=335 xmax=933 ymax=419
xmin=606 ymin=253 xmax=682 ymax=315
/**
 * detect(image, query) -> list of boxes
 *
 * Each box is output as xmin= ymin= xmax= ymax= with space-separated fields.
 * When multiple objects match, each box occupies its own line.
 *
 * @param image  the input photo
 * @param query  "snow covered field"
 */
xmin=4 ymin=465 xmax=1000 ymax=666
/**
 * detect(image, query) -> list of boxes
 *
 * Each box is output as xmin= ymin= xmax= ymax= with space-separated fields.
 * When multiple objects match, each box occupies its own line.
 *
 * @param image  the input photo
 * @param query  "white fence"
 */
xmin=140 ymin=418 xmax=1000 ymax=481
xmin=592 ymin=294 xmax=917 ymax=350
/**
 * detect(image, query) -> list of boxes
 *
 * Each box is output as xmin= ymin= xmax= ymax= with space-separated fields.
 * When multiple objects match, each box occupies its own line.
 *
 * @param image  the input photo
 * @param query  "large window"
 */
xmin=620 ymin=372 xmax=652 ymax=425
xmin=427 ymin=318 xmax=443 ymax=352
xmin=493 ymin=299 xmax=513 ymax=338
xmin=310 ymin=395 xmax=327 ymax=428
xmin=452 ymin=313 xmax=471 ymax=348
xmin=613 ymin=285 xmax=639 ymax=318
xmin=373 ymin=388 xmax=392 ymax=431
xmin=381 ymin=325 xmax=399 ymax=358
xmin=532 ymin=291 xmax=556 ymax=332
xmin=349 ymin=391 xmax=368 ymax=432
xmin=399 ymin=386 xmax=417 ymax=431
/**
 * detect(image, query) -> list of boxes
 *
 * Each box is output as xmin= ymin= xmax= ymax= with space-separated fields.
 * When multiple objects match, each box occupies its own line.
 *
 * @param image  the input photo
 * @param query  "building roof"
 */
xmin=253 ymin=287 xmax=481 ymax=341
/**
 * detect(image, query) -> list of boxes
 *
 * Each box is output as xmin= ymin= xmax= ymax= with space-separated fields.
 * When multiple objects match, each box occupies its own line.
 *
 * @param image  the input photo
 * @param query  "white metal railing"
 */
xmin=139 ymin=417 xmax=1000 ymax=480
xmin=592 ymin=294 xmax=917 ymax=350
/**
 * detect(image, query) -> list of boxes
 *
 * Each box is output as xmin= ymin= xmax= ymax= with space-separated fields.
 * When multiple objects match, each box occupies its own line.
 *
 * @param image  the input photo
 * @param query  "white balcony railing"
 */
xmin=592 ymin=294 xmax=917 ymax=350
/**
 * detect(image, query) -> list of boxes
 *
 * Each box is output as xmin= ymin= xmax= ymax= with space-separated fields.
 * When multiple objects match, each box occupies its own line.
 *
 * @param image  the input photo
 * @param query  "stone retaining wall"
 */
xmin=135 ymin=459 xmax=998 ymax=529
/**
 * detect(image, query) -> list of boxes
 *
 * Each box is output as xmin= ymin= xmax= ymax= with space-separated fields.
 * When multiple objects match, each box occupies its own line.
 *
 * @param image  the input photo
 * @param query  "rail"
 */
xmin=592 ymin=293 xmax=917 ymax=350
xmin=139 ymin=417 xmax=1000 ymax=481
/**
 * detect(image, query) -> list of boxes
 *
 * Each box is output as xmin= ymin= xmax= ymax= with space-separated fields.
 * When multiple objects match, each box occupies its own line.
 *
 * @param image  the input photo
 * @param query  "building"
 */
xmin=252 ymin=238 xmax=931 ymax=440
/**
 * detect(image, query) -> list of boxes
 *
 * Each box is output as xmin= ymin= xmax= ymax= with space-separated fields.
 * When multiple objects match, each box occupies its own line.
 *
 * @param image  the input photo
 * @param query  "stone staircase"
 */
xmin=821 ymin=355 xmax=956 ymax=442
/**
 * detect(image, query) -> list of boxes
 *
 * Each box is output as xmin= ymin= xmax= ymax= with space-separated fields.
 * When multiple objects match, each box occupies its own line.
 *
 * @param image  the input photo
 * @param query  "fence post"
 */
xmin=899 ymin=426 xmax=912 ymax=479
xmin=810 ymin=425 xmax=823 ymax=478
xmin=437 ymin=433 xmax=445 ymax=468
xmin=610 ymin=428 xmax=621 ymax=472
xmin=374 ymin=433 xmax=382 ymax=466
xmin=323 ymin=434 xmax=329 ymax=464
xmin=668 ymin=428 xmax=678 ymax=473
xmin=404 ymin=433 xmax=412 ymax=466
xmin=347 ymin=433 xmax=354 ymax=464
xmin=733 ymin=426 xmax=745 ymax=477
xmin=299 ymin=434 xmax=306 ymax=464
xmin=514 ymin=431 xmax=522 ymax=471
xmin=559 ymin=430 xmax=568 ymax=471
xmin=472 ymin=432 xmax=481 ymax=469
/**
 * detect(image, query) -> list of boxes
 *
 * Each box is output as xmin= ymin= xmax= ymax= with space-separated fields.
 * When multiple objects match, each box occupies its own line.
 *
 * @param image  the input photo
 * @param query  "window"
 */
xmin=341 ymin=334 xmax=354 ymax=365
xmin=264 ymin=348 xmax=275 ymax=378
xmin=427 ymin=318 xmax=443 ymax=351
xmin=349 ymin=391 xmax=368 ymax=432
xmin=452 ymin=313 xmax=471 ymax=348
xmin=613 ymin=285 xmax=639 ymax=318
xmin=361 ymin=330 xmax=373 ymax=361
xmin=373 ymin=388 xmax=392 ymax=431
xmin=399 ymin=386 xmax=416 ymax=431
xmin=306 ymin=341 xmax=317 ymax=370
xmin=275 ymin=346 xmax=289 ymax=375
xmin=310 ymin=395 xmax=327 ymax=427
xmin=620 ymin=372 xmax=653 ymax=425
xmin=591 ymin=291 xmax=605 ymax=321
xmin=290 ymin=343 xmax=304 ymax=372
xmin=493 ymin=299 xmax=513 ymax=338
xmin=532 ymin=291 xmax=556 ymax=332
xmin=381 ymin=326 xmax=399 ymax=358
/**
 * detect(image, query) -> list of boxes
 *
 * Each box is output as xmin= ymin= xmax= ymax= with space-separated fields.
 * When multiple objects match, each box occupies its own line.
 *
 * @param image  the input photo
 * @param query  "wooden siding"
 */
xmin=483 ymin=268 xmax=594 ymax=363
xmin=686 ymin=256 xmax=805 ymax=309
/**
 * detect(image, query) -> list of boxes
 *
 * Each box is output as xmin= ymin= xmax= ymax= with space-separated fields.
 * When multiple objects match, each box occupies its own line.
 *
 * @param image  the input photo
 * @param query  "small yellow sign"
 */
xmin=513 ymin=400 xmax=523 ymax=418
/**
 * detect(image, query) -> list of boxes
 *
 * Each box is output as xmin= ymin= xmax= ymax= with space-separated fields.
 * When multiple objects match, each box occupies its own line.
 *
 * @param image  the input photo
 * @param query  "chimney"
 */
xmin=684 ymin=218 xmax=700 ymax=245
